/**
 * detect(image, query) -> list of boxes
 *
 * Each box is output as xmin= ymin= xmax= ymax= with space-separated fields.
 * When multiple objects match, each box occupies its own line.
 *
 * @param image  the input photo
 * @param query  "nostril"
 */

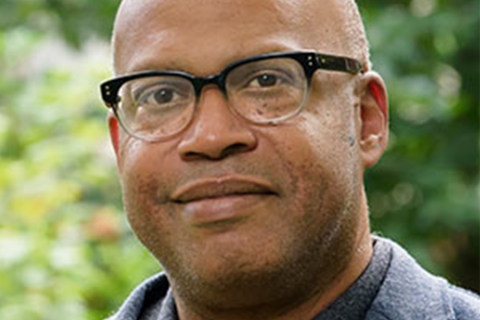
xmin=219 ymin=143 xmax=254 ymax=159
xmin=182 ymin=142 xmax=254 ymax=161
xmin=181 ymin=151 xmax=207 ymax=161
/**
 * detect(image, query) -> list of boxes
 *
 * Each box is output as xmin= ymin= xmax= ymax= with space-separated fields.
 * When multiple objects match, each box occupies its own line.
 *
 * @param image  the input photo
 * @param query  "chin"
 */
xmin=169 ymin=254 xmax=306 ymax=311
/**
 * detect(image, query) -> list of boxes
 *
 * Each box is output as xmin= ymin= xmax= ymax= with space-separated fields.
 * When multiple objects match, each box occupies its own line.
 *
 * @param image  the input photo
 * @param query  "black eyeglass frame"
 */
xmin=100 ymin=51 xmax=364 ymax=107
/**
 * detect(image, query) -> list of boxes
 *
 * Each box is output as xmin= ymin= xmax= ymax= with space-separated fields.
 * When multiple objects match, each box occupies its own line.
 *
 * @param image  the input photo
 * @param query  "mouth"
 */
xmin=170 ymin=175 xmax=278 ymax=228
xmin=170 ymin=175 xmax=278 ymax=204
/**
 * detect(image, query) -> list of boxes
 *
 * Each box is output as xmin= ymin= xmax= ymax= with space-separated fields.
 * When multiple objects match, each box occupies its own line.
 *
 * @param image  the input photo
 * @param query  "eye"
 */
xmin=138 ymin=86 xmax=182 ymax=106
xmin=251 ymin=74 xmax=279 ymax=87
xmin=240 ymin=67 xmax=298 ymax=91
xmin=150 ymin=88 xmax=177 ymax=104
xmin=246 ymin=71 xmax=289 ymax=88
xmin=133 ymin=80 xmax=193 ymax=111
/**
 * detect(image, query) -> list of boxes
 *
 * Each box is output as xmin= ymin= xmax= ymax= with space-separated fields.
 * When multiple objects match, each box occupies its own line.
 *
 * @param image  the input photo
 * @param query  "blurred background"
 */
xmin=0 ymin=0 xmax=478 ymax=319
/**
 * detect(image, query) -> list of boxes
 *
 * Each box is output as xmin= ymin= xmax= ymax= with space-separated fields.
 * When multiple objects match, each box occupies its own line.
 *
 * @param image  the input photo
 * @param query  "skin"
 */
xmin=109 ymin=0 xmax=389 ymax=319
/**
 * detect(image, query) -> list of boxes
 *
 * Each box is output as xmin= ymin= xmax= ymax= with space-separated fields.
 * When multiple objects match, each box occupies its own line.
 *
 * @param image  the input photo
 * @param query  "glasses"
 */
xmin=100 ymin=51 xmax=363 ymax=142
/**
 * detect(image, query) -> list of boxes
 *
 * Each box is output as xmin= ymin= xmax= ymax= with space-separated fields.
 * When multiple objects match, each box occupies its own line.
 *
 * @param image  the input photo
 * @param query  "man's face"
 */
xmin=111 ymin=0 xmax=379 ymax=308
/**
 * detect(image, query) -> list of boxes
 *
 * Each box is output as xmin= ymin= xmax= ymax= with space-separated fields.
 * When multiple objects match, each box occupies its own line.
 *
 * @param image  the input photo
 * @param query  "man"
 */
xmin=99 ymin=0 xmax=480 ymax=319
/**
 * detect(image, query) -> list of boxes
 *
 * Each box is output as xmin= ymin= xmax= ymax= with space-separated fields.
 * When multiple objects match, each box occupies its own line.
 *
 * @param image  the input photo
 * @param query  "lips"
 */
xmin=171 ymin=176 xmax=278 ymax=204
xmin=169 ymin=175 xmax=279 ymax=228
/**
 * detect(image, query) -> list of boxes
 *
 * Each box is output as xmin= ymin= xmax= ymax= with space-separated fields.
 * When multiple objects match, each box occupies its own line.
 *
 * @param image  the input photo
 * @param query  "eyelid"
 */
xmin=133 ymin=80 xmax=191 ymax=103
xmin=142 ymin=88 xmax=179 ymax=106
xmin=230 ymin=67 xmax=296 ymax=89
xmin=131 ymin=81 xmax=162 ymax=102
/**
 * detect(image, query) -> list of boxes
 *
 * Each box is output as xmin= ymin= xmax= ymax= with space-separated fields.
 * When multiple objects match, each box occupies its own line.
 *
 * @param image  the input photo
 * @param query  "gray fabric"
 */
xmin=141 ymin=289 xmax=176 ymax=320
xmin=106 ymin=237 xmax=480 ymax=320
xmin=366 ymin=238 xmax=480 ymax=320
xmin=106 ymin=272 xmax=172 ymax=320
xmin=311 ymin=238 xmax=392 ymax=320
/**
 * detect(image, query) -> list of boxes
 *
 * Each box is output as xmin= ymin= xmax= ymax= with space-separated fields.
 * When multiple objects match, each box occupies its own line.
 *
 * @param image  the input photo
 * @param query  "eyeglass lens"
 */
xmin=115 ymin=57 xmax=308 ymax=141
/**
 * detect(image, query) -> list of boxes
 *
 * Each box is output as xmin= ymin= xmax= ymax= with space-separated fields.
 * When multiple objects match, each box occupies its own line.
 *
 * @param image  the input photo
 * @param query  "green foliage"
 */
xmin=362 ymin=0 xmax=479 ymax=290
xmin=0 ymin=0 xmax=478 ymax=318
xmin=0 ymin=0 xmax=118 ymax=48
xmin=0 ymin=19 xmax=158 ymax=319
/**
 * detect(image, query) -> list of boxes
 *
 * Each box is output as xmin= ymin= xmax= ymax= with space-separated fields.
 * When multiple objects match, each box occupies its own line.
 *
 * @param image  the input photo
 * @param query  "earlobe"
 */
xmin=358 ymin=72 xmax=389 ymax=168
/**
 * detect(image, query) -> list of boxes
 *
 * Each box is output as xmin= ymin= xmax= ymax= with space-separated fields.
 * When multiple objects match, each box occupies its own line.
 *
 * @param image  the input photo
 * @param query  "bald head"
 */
xmin=112 ymin=0 xmax=370 ymax=75
xmin=340 ymin=0 xmax=371 ymax=68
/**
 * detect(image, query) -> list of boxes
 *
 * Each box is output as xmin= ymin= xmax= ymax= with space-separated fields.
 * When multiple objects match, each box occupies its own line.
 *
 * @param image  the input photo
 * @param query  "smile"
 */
xmin=170 ymin=176 xmax=278 ymax=227
xmin=171 ymin=175 xmax=277 ymax=203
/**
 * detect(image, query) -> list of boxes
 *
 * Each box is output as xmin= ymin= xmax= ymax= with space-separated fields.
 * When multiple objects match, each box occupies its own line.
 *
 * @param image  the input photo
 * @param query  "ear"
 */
xmin=358 ymin=71 xmax=389 ymax=168
xmin=108 ymin=112 xmax=123 ymax=170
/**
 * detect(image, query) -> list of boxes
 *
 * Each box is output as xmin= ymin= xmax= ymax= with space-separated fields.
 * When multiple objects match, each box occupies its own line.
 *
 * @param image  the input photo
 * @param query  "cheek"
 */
xmin=275 ymin=97 xmax=360 ymax=219
xmin=260 ymin=118 xmax=362 ymax=280
xmin=120 ymin=137 xmax=179 ymax=197
xmin=118 ymin=139 xmax=181 ymax=251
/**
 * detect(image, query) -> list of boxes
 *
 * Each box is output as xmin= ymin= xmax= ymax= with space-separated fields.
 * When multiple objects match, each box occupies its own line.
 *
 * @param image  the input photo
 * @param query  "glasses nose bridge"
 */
xmin=193 ymin=73 xmax=228 ymax=100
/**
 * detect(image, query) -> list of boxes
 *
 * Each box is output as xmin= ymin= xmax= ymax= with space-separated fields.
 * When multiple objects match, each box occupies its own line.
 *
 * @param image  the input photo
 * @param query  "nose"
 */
xmin=177 ymin=87 xmax=258 ymax=161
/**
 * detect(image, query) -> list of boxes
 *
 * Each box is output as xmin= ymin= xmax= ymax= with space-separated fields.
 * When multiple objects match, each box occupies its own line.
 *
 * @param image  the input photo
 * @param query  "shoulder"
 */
xmin=449 ymin=284 xmax=480 ymax=319
xmin=366 ymin=237 xmax=480 ymax=320
xmin=105 ymin=272 xmax=170 ymax=320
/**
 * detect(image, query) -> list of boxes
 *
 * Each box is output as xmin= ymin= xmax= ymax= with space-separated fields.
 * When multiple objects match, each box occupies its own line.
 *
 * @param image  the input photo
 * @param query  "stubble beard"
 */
xmin=123 ymin=123 xmax=363 ymax=319
xmin=160 ymin=190 xmax=361 ymax=319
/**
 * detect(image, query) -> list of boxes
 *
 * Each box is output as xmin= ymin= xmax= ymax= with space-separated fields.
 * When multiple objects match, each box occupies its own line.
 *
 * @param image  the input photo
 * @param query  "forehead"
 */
xmin=114 ymin=0 xmax=347 ymax=75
